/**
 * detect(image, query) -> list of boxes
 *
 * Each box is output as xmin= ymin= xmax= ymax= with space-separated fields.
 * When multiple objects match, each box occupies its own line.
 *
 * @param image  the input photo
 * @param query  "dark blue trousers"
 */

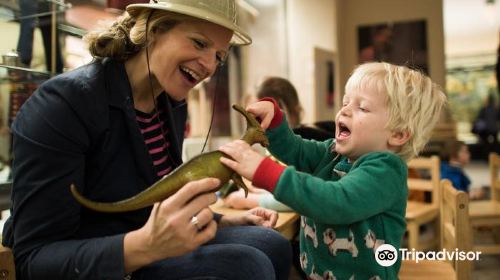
xmin=133 ymin=226 xmax=292 ymax=280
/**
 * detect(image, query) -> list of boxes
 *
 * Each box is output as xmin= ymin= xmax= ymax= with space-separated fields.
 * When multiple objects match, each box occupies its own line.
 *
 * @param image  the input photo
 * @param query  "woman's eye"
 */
xmin=359 ymin=107 xmax=368 ymax=112
xmin=216 ymin=53 xmax=227 ymax=66
xmin=193 ymin=39 xmax=206 ymax=49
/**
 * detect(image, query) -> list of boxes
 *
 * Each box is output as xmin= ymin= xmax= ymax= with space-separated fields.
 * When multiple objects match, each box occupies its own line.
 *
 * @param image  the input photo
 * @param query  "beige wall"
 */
xmin=336 ymin=0 xmax=446 ymax=104
xmin=444 ymin=0 xmax=500 ymax=57
xmin=245 ymin=0 xmax=447 ymax=124
xmin=242 ymin=1 xmax=288 ymax=96
xmin=243 ymin=0 xmax=337 ymax=124
xmin=286 ymin=0 xmax=337 ymax=123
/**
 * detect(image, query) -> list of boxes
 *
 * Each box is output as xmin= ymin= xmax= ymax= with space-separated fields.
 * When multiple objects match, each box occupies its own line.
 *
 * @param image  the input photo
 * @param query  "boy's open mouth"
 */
xmin=338 ymin=122 xmax=351 ymax=138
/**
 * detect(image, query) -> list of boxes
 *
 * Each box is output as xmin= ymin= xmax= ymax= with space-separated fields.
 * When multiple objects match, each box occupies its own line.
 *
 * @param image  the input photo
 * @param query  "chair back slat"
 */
xmin=440 ymin=179 xmax=471 ymax=280
xmin=490 ymin=153 xmax=500 ymax=203
xmin=407 ymin=156 xmax=440 ymax=207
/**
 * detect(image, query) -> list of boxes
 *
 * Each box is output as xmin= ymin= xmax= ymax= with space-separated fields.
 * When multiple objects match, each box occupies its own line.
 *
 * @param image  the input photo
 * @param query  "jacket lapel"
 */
xmin=103 ymin=59 xmax=158 ymax=185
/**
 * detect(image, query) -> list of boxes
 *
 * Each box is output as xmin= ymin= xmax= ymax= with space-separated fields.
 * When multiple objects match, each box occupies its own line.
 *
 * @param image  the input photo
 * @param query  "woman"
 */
xmin=1 ymin=0 xmax=291 ymax=279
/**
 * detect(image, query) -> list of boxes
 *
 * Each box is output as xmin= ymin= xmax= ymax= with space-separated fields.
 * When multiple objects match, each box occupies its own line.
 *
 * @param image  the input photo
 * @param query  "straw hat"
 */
xmin=126 ymin=0 xmax=252 ymax=45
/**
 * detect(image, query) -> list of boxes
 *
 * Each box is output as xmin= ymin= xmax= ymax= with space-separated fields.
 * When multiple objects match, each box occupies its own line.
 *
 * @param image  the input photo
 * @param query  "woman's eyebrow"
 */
xmin=192 ymin=32 xmax=230 ymax=53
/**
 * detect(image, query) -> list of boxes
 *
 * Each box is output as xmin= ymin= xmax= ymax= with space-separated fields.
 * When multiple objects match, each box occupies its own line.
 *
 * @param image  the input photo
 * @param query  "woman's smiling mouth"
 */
xmin=180 ymin=66 xmax=201 ymax=84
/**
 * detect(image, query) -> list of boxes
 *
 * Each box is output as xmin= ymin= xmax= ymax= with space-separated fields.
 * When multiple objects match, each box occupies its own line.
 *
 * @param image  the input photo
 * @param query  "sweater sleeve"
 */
xmin=259 ymin=193 xmax=293 ymax=212
xmin=265 ymin=117 xmax=335 ymax=174
xmin=272 ymin=152 xmax=408 ymax=225
xmin=258 ymin=97 xmax=283 ymax=129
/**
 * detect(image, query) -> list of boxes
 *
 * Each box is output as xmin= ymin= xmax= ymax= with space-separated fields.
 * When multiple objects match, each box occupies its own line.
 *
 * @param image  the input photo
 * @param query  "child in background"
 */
xmin=256 ymin=77 xmax=304 ymax=128
xmin=219 ymin=62 xmax=447 ymax=279
xmin=439 ymin=140 xmax=471 ymax=193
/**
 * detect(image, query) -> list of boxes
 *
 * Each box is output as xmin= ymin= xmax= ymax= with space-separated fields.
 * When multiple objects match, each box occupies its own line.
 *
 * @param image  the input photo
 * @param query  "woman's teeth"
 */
xmin=180 ymin=66 xmax=201 ymax=82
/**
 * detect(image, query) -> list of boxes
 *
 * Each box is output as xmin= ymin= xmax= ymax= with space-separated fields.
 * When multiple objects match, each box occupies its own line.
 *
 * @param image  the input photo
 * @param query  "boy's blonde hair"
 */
xmin=345 ymin=62 xmax=447 ymax=161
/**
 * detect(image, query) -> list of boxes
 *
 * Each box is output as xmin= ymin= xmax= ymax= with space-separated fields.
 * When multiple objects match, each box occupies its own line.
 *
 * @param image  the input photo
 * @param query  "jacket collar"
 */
xmin=102 ymin=58 xmax=185 ymax=185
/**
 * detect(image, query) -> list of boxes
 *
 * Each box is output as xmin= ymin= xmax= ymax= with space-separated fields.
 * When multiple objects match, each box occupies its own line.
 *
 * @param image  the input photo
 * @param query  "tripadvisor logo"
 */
xmin=374 ymin=244 xmax=482 ymax=267
xmin=375 ymin=244 xmax=398 ymax=267
xmin=400 ymin=248 xmax=482 ymax=263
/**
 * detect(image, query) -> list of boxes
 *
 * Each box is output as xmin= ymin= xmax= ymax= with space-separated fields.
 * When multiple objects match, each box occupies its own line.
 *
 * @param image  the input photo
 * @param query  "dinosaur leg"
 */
xmin=218 ymin=181 xmax=239 ymax=198
xmin=231 ymin=174 xmax=249 ymax=198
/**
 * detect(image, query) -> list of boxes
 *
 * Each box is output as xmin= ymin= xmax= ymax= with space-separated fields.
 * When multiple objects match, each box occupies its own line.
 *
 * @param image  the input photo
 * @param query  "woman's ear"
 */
xmin=388 ymin=130 xmax=411 ymax=147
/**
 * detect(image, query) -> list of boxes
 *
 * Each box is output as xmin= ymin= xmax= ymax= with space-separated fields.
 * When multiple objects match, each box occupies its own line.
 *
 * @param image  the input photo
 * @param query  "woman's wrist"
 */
xmin=218 ymin=215 xmax=232 ymax=228
xmin=123 ymin=229 xmax=156 ymax=273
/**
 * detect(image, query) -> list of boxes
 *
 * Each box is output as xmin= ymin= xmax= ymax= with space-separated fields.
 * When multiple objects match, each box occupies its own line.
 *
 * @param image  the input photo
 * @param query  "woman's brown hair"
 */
xmin=84 ymin=9 xmax=189 ymax=61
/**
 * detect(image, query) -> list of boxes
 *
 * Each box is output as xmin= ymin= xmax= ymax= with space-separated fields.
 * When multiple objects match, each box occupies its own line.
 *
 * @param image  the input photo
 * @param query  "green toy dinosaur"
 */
xmin=70 ymin=104 xmax=269 ymax=213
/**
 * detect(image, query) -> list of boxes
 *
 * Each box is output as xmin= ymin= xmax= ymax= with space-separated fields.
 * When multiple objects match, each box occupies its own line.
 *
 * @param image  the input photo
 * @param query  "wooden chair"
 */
xmin=0 ymin=243 xmax=15 ymax=280
xmin=0 ymin=182 xmax=15 ymax=280
xmin=405 ymin=155 xmax=441 ymax=251
xmin=469 ymin=152 xmax=500 ymax=255
xmin=400 ymin=179 xmax=471 ymax=280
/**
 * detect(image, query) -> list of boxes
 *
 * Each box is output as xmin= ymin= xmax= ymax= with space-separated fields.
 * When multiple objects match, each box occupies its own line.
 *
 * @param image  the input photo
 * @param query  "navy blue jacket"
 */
xmin=2 ymin=59 xmax=187 ymax=279
xmin=440 ymin=162 xmax=471 ymax=193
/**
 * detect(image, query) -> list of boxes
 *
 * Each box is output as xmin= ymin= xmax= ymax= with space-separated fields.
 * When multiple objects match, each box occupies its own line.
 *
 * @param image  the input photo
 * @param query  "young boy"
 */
xmin=439 ymin=140 xmax=471 ymax=193
xmin=219 ymin=62 xmax=447 ymax=279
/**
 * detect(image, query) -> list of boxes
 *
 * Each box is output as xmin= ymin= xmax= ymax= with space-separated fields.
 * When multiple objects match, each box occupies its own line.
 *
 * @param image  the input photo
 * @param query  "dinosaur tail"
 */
xmin=70 ymin=184 xmax=162 ymax=213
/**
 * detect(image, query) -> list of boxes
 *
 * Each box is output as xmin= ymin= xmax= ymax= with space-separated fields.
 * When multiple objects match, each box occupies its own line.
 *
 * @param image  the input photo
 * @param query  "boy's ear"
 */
xmin=389 ymin=130 xmax=411 ymax=147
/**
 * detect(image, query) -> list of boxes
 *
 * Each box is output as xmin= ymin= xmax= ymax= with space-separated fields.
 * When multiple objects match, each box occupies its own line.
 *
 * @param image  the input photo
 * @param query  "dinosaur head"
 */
xmin=233 ymin=104 xmax=269 ymax=147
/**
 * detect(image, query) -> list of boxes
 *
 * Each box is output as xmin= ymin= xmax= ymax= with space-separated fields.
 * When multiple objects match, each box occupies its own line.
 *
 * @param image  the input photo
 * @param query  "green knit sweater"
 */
xmin=264 ymin=120 xmax=408 ymax=280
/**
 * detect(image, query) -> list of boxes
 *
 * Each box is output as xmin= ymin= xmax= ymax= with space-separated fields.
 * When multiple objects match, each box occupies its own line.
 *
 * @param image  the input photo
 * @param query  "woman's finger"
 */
xmin=168 ymin=178 xmax=220 ymax=207
xmin=189 ymin=207 xmax=214 ymax=231
xmin=182 ymin=191 xmax=217 ymax=219
xmin=193 ymin=220 xmax=217 ymax=245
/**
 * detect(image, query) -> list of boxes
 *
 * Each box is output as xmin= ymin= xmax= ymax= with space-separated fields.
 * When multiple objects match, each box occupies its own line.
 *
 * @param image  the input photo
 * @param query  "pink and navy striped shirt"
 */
xmin=135 ymin=108 xmax=173 ymax=178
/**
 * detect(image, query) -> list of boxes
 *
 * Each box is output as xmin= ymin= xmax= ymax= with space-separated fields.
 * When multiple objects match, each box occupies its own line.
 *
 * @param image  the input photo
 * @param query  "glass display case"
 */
xmin=0 ymin=64 xmax=51 ymax=191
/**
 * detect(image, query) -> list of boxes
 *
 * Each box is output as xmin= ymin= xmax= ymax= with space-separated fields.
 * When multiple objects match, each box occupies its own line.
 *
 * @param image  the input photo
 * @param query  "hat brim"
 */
xmin=126 ymin=3 xmax=252 ymax=45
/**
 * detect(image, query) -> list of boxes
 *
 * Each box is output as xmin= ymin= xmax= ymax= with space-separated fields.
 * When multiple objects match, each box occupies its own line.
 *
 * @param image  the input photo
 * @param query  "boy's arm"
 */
xmin=253 ymin=152 xmax=408 ymax=225
xmin=262 ymin=98 xmax=334 ymax=173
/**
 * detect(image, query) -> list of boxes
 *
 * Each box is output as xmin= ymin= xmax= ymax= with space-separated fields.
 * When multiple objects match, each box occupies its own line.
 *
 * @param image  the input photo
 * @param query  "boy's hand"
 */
xmin=246 ymin=101 xmax=275 ymax=130
xmin=219 ymin=140 xmax=265 ymax=181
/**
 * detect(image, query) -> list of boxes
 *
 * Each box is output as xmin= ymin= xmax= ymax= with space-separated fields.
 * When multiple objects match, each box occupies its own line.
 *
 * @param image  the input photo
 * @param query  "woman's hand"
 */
xmin=219 ymin=140 xmax=265 ymax=181
xmin=246 ymin=101 xmax=275 ymax=130
xmin=219 ymin=207 xmax=278 ymax=228
xmin=123 ymin=178 xmax=220 ymax=273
